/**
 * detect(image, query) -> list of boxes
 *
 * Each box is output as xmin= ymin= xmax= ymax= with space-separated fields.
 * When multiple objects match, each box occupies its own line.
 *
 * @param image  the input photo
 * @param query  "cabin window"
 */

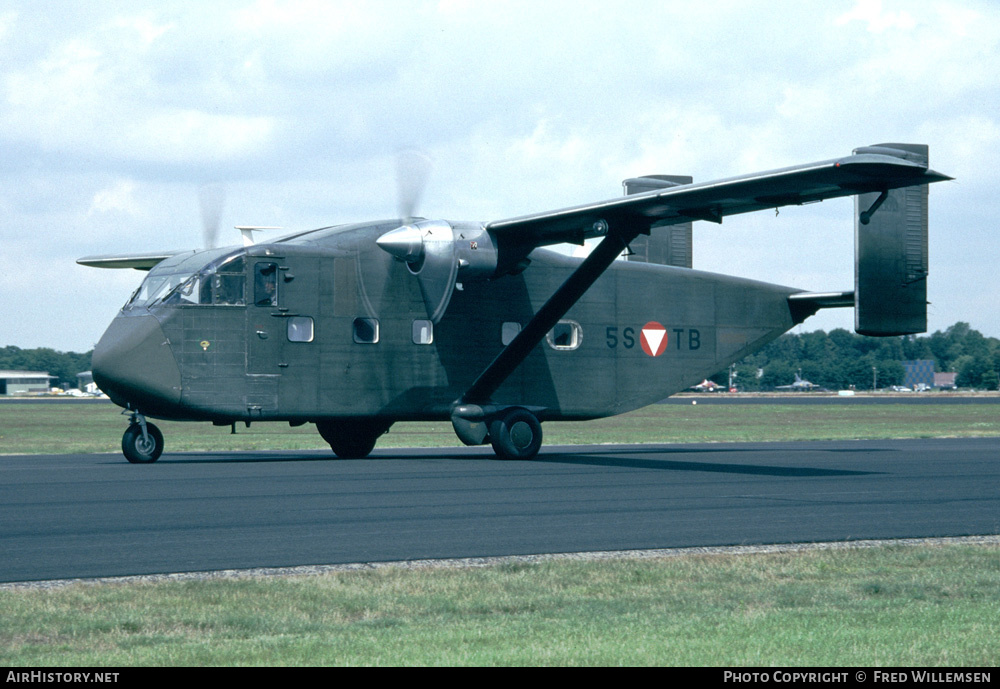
xmin=287 ymin=317 xmax=314 ymax=343
xmin=412 ymin=320 xmax=433 ymax=345
xmin=353 ymin=318 xmax=379 ymax=344
xmin=546 ymin=320 xmax=582 ymax=350
xmin=501 ymin=322 xmax=521 ymax=346
xmin=254 ymin=263 xmax=278 ymax=306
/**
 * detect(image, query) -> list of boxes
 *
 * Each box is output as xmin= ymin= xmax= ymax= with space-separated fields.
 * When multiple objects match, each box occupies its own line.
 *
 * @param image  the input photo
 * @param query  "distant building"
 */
xmin=934 ymin=372 xmax=957 ymax=389
xmin=77 ymin=371 xmax=99 ymax=394
xmin=902 ymin=360 xmax=936 ymax=390
xmin=0 ymin=370 xmax=54 ymax=396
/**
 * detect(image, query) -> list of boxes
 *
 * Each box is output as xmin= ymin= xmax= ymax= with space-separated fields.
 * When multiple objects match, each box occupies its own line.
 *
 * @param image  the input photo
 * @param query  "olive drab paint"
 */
xmin=79 ymin=144 xmax=951 ymax=462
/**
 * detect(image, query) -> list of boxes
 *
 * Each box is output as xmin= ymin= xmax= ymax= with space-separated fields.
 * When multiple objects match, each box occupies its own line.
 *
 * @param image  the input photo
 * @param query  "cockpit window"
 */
xmin=213 ymin=255 xmax=246 ymax=305
xmin=125 ymin=272 xmax=195 ymax=308
xmin=125 ymin=275 xmax=170 ymax=308
xmin=123 ymin=249 xmax=247 ymax=310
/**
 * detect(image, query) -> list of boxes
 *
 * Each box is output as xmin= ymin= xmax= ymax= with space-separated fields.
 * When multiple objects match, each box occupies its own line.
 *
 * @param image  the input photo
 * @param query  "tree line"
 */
xmin=2 ymin=321 xmax=998 ymax=392
xmin=0 ymin=347 xmax=93 ymax=389
xmin=714 ymin=322 xmax=1000 ymax=391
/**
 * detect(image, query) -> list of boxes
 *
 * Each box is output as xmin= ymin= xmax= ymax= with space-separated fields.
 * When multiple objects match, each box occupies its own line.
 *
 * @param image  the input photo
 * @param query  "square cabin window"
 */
xmin=287 ymin=316 xmax=314 ymax=343
xmin=353 ymin=317 xmax=379 ymax=344
xmin=412 ymin=320 xmax=433 ymax=345
xmin=546 ymin=320 xmax=582 ymax=350
xmin=501 ymin=322 xmax=521 ymax=346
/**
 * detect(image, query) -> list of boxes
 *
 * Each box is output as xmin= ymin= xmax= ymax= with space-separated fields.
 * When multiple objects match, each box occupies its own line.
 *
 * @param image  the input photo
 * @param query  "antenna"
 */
xmin=234 ymin=226 xmax=282 ymax=247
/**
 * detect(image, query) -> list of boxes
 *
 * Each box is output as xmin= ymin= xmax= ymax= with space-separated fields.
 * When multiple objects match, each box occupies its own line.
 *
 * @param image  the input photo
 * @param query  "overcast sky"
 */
xmin=2 ymin=0 xmax=997 ymax=352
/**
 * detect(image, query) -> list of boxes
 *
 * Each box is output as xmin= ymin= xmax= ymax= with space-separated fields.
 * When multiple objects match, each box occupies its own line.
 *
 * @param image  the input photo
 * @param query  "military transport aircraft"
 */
xmin=78 ymin=143 xmax=949 ymax=463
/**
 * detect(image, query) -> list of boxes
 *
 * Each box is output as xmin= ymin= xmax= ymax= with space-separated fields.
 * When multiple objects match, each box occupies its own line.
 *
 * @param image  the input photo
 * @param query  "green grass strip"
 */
xmin=1 ymin=401 xmax=999 ymax=455
xmin=2 ymin=545 xmax=998 ymax=666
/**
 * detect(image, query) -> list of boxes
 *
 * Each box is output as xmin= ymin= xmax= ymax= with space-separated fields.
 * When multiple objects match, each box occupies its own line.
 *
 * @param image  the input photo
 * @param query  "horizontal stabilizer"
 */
xmin=787 ymin=291 xmax=855 ymax=324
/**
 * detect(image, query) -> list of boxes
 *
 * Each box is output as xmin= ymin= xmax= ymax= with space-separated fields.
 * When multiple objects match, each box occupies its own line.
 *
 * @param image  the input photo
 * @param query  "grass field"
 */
xmin=1 ymin=398 xmax=999 ymax=455
xmin=2 ymin=399 xmax=998 ymax=666
xmin=3 ymin=544 xmax=998 ymax=666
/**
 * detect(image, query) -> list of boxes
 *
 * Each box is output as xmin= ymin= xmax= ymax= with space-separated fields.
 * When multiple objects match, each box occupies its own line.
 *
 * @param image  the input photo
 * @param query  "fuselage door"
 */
xmin=247 ymin=259 xmax=283 ymax=377
xmin=246 ymin=255 xmax=323 ymax=415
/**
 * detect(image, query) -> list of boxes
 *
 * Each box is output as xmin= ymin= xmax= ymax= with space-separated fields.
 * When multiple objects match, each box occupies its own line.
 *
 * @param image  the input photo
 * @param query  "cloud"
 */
xmin=112 ymin=14 xmax=174 ymax=45
xmin=89 ymin=180 xmax=143 ymax=216
xmin=836 ymin=0 xmax=917 ymax=33
xmin=2 ymin=0 xmax=998 ymax=351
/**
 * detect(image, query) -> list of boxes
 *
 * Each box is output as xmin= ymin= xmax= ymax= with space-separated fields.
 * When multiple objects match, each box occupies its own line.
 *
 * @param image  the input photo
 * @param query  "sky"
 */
xmin=1 ymin=0 xmax=997 ymax=352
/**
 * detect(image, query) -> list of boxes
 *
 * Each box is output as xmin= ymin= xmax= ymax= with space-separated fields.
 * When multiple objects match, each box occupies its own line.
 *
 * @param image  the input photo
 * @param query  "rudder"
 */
xmin=622 ymin=175 xmax=693 ymax=269
xmin=854 ymin=143 xmax=930 ymax=336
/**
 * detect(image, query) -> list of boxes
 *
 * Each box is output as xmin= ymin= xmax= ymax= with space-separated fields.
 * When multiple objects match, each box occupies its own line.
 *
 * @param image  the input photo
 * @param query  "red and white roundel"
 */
xmin=640 ymin=322 xmax=668 ymax=357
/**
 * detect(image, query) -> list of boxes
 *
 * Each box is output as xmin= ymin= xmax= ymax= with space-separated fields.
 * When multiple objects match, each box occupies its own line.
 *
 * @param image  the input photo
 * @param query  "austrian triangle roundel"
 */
xmin=640 ymin=322 xmax=668 ymax=357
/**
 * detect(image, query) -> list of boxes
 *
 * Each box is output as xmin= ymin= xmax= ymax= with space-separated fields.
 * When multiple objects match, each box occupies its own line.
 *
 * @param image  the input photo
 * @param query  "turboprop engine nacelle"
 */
xmin=376 ymin=219 xmax=500 ymax=322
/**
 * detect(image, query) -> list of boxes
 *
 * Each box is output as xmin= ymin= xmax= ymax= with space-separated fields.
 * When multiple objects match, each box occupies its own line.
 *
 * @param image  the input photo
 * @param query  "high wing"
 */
xmin=455 ymin=144 xmax=951 ymax=410
xmin=76 ymin=251 xmax=184 ymax=270
xmin=485 ymin=144 xmax=951 ymax=250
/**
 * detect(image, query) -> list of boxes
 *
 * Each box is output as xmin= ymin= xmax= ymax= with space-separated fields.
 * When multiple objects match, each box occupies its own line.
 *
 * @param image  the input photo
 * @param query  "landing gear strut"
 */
xmin=122 ymin=412 xmax=164 ymax=464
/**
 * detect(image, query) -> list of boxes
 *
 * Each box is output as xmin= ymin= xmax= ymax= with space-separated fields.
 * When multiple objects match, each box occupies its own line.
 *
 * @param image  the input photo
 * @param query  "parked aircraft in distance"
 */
xmin=78 ymin=143 xmax=949 ymax=463
xmin=776 ymin=372 xmax=825 ymax=392
xmin=691 ymin=379 xmax=723 ymax=392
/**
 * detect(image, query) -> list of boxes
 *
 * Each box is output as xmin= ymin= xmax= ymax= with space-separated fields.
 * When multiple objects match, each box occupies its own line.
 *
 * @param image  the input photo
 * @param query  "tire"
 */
xmin=489 ymin=408 xmax=542 ymax=460
xmin=122 ymin=423 xmax=164 ymax=464
xmin=316 ymin=419 xmax=388 ymax=459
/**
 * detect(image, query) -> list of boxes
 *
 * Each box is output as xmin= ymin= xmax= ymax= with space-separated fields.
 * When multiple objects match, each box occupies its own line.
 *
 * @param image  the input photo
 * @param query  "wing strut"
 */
xmin=458 ymin=221 xmax=642 ymax=406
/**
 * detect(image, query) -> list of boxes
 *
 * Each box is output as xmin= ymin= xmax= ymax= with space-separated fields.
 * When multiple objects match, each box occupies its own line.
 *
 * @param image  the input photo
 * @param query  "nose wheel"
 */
xmin=122 ymin=413 xmax=164 ymax=463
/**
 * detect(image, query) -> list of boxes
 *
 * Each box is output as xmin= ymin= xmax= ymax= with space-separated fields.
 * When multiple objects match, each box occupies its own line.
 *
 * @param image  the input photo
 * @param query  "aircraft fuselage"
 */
xmin=92 ymin=221 xmax=800 ymax=425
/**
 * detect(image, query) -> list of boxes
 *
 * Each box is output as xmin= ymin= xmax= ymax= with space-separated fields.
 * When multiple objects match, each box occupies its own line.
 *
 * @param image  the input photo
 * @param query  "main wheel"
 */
xmin=489 ymin=408 xmax=542 ymax=460
xmin=122 ymin=423 xmax=164 ymax=464
xmin=316 ymin=419 xmax=389 ymax=459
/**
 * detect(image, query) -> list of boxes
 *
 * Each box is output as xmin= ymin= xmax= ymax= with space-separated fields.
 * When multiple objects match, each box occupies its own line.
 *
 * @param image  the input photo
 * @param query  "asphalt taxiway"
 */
xmin=2 ymin=438 xmax=998 ymax=583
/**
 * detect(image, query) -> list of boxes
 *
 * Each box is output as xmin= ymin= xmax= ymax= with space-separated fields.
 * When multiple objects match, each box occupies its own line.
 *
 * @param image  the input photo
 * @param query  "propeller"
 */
xmin=377 ymin=219 xmax=458 ymax=323
xmin=395 ymin=148 xmax=432 ymax=223
xmin=198 ymin=183 xmax=226 ymax=250
xmin=378 ymin=150 xmax=460 ymax=322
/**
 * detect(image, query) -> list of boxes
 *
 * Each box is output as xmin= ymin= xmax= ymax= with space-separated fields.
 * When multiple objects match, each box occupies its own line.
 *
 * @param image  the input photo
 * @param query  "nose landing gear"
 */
xmin=122 ymin=412 xmax=164 ymax=464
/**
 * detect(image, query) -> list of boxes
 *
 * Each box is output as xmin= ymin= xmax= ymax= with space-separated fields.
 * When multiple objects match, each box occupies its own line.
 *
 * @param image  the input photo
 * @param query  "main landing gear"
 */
xmin=121 ymin=412 xmax=164 ymax=464
xmin=489 ymin=407 xmax=543 ymax=461
xmin=314 ymin=410 xmax=544 ymax=461
xmin=452 ymin=405 xmax=545 ymax=461
xmin=316 ymin=419 xmax=392 ymax=459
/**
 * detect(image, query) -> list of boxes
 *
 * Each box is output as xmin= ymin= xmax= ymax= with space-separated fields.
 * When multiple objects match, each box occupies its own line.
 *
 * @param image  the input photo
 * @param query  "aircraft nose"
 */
xmin=92 ymin=315 xmax=182 ymax=412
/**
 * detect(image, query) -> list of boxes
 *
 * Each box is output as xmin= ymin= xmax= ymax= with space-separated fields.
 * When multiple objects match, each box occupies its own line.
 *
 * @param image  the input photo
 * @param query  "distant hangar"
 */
xmin=0 ymin=370 xmax=54 ymax=396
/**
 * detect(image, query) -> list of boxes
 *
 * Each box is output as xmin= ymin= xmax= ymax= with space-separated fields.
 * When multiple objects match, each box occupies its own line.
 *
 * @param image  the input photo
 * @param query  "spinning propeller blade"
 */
xmin=395 ymin=148 xmax=432 ymax=223
xmin=198 ymin=183 xmax=226 ymax=250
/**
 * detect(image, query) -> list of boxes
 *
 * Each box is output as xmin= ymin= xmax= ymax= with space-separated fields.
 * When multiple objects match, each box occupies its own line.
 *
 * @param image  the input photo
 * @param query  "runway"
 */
xmin=6 ymin=394 xmax=1000 ymax=406
xmin=2 ymin=438 xmax=998 ymax=583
